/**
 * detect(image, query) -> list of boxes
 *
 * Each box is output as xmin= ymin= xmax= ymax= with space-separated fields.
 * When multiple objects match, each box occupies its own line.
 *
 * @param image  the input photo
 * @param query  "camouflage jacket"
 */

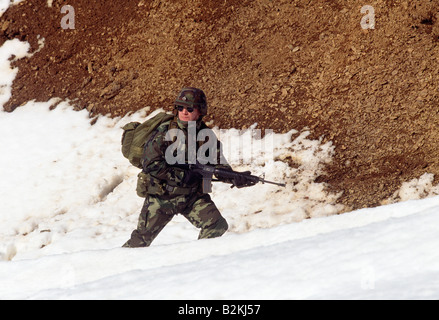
xmin=140 ymin=117 xmax=231 ymax=196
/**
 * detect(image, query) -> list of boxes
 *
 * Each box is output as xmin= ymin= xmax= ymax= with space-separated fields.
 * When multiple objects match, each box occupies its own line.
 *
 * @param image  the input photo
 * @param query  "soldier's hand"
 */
xmin=183 ymin=170 xmax=202 ymax=185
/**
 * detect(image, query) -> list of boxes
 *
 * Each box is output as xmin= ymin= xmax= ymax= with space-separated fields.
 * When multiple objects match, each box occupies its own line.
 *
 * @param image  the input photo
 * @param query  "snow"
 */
xmin=1 ymin=36 xmax=439 ymax=300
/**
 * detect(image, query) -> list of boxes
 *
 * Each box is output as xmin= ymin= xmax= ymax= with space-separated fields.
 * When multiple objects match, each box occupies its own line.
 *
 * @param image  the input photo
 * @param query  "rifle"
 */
xmin=179 ymin=163 xmax=286 ymax=193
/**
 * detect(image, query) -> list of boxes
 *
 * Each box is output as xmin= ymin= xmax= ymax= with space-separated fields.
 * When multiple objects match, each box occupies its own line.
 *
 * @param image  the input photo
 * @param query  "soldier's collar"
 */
xmin=177 ymin=118 xmax=203 ymax=130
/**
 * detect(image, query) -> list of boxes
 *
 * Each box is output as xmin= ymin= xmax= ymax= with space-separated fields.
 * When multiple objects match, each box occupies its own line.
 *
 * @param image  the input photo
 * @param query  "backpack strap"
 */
xmin=168 ymin=115 xmax=179 ymax=131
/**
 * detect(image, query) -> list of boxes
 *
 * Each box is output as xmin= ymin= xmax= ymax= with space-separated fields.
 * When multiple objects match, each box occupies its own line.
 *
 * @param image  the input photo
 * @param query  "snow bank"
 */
xmin=0 ymin=39 xmax=30 ymax=107
xmin=2 ymin=196 xmax=439 ymax=299
xmin=385 ymin=173 xmax=439 ymax=204
xmin=2 ymin=35 xmax=439 ymax=300
xmin=0 ymin=0 xmax=24 ymax=17
xmin=0 ymin=40 xmax=345 ymax=261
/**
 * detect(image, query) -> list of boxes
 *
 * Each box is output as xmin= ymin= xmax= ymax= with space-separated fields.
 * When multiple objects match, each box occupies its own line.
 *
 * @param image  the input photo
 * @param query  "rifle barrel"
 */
xmin=212 ymin=167 xmax=286 ymax=188
xmin=260 ymin=178 xmax=286 ymax=187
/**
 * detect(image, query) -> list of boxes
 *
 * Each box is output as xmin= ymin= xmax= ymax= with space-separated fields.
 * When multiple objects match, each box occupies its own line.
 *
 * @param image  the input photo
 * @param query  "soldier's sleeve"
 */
xmin=141 ymin=128 xmax=186 ymax=184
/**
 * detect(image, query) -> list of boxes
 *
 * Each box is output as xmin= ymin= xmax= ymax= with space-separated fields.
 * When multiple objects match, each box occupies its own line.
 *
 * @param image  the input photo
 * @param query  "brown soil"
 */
xmin=1 ymin=0 xmax=439 ymax=212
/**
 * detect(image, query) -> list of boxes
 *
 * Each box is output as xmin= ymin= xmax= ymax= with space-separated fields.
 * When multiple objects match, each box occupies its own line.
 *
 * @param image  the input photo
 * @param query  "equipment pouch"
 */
xmin=136 ymin=171 xmax=166 ymax=197
xmin=136 ymin=171 xmax=149 ymax=198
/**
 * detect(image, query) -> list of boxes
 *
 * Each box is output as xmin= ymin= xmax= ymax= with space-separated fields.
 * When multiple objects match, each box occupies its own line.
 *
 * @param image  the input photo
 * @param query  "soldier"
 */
xmin=123 ymin=87 xmax=248 ymax=248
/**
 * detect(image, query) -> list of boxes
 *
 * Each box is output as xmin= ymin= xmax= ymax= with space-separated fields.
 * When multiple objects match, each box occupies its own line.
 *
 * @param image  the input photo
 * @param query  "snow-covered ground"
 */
xmin=1 ymin=28 xmax=439 ymax=300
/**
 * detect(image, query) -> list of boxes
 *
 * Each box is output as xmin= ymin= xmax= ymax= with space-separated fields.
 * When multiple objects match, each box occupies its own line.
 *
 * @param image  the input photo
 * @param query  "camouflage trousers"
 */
xmin=123 ymin=193 xmax=228 ymax=248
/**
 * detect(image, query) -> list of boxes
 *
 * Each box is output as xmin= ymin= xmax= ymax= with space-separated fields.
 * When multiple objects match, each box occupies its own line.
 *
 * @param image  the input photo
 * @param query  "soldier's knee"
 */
xmin=216 ymin=216 xmax=229 ymax=235
xmin=200 ymin=216 xmax=228 ymax=239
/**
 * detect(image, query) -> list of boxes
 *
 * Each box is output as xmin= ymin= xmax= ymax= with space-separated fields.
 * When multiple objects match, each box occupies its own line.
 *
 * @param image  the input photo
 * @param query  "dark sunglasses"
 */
xmin=175 ymin=105 xmax=198 ymax=113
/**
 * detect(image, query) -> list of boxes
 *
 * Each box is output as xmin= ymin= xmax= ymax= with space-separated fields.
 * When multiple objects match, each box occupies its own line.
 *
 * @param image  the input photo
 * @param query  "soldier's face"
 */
xmin=178 ymin=107 xmax=200 ymax=122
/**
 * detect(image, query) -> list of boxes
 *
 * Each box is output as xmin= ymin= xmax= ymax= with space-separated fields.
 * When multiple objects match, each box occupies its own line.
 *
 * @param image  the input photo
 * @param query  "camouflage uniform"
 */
xmin=123 ymin=116 xmax=230 ymax=248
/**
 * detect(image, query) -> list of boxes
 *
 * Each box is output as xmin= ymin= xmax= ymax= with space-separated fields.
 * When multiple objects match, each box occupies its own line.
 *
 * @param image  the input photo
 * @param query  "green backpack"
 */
xmin=121 ymin=112 xmax=175 ymax=169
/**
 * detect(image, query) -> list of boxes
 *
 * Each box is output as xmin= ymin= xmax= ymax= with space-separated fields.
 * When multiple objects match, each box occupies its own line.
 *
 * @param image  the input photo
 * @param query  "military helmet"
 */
xmin=175 ymin=87 xmax=208 ymax=116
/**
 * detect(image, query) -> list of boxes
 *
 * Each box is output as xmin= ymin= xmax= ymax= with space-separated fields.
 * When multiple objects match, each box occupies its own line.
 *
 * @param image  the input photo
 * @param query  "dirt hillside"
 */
xmin=1 ymin=0 xmax=439 ymax=212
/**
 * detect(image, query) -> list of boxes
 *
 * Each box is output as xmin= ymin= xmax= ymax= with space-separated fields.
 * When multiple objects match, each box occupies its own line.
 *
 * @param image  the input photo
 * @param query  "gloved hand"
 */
xmin=231 ymin=171 xmax=256 ymax=188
